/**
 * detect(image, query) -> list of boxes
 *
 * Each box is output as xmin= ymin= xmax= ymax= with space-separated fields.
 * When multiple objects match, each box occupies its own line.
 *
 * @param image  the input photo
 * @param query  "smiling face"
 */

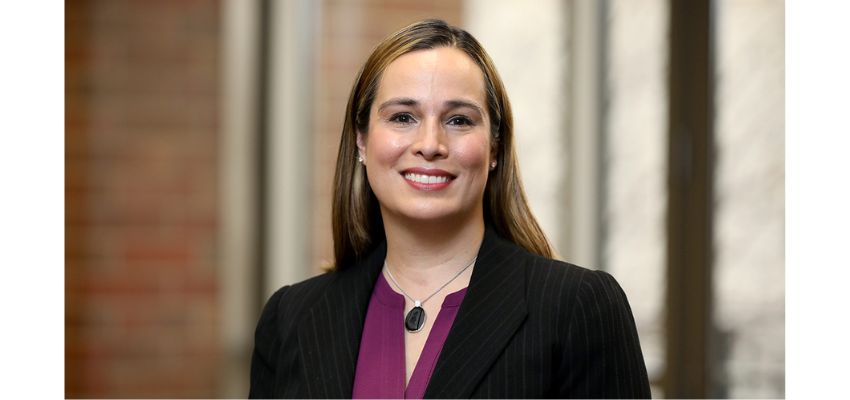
xmin=357 ymin=47 xmax=494 ymax=226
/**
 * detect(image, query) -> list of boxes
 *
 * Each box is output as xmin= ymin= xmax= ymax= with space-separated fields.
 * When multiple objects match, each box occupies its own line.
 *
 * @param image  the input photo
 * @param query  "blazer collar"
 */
xmin=296 ymin=241 xmax=386 ymax=398
xmin=424 ymin=227 xmax=529 ymax=397
xmin=296 ymin=227 xmax=528 ymax=398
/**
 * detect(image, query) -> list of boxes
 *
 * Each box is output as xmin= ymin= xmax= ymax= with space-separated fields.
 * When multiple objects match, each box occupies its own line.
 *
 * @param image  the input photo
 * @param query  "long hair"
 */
xmin=331 ymin=19 xmax=553 ymax=269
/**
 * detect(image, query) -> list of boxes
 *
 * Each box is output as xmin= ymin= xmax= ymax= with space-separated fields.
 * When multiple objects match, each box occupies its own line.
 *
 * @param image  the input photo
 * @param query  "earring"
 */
xmin=490 ymin=161 xmax=497 ymax=170
xmin=357 ymin=155 xmax=364 ymax=163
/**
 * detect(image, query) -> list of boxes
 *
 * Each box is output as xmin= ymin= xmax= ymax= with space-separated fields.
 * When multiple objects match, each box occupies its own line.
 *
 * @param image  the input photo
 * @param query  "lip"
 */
xmin=400 ymin=167 xmax=456 ymax=191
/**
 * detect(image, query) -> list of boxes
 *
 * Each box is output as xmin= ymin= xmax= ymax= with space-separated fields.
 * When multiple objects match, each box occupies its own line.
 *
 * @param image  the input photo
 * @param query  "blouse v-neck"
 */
xmin=352 ymin=272 xmax=468 ymax=399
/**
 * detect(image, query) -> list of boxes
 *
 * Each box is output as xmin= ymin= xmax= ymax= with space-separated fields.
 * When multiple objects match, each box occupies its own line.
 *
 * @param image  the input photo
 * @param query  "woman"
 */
xmin=250 ymin=19 xmax=650 ymax=399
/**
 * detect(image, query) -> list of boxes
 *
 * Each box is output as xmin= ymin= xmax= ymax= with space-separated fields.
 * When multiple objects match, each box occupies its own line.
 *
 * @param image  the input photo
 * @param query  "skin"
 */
xmin=356 ymin=47 xmax=495 ymax=386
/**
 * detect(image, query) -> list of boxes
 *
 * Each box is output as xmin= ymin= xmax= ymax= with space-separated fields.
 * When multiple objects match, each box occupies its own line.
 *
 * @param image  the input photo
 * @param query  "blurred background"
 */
xmin=65 ymin=0 xmax=784 ymax=398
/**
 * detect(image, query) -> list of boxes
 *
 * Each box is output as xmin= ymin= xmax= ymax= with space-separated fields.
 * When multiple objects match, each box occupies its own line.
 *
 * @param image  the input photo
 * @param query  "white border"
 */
xmin=0 ymin=1 xmax=64 ymax=397
xmin=786 ymin=0 xmax=850 ymax=396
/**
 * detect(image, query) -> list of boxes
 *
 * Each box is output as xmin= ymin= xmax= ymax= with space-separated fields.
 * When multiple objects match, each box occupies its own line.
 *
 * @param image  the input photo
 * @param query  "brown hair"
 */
xmin=331 ymin=19 xmax=553 ymax=269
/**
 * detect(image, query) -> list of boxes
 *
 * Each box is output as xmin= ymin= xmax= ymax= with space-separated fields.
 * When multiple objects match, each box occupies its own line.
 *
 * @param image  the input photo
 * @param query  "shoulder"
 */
xmin=480 ymin=231 xmax=598 ymax=302
xmin=522 ymin=251 xmax=595 ymax=292
xmin=250 ymin=272 xmax=338 ymax=397
xmin=510 ymin=251 xmax=650 ymax=397
xmin=252 ymin=272 xmax=336 ymax=368
xmin=504 ymin=242 xmax=611 ymax=305
xmin=259 ymin=271 xmax=336 ymax=325
xmin=551 ymin=266 xmax=649 ymax=397
xmin=564 ymin=267 xmax=636 ymax=335
xmin=511 ymin=245 xmax=635 ymax=331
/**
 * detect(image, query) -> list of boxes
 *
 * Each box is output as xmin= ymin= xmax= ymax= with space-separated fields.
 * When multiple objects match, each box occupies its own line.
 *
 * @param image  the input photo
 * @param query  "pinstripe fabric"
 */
xmin=250 ymin=228 xmax=650 ymax=398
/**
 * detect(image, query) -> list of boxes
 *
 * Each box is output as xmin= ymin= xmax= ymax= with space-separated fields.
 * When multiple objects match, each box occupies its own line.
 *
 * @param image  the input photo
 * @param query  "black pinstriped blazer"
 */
xmin=250 ymin=228 xmax=651 ymax=398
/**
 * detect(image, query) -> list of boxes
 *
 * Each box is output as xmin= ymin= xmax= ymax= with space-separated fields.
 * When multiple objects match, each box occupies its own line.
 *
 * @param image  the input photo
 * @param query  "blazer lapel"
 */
xmin=424 ymin=228 xmax=529 ymax=398
xmin=296 ymin=242 xmax=386 ymax=398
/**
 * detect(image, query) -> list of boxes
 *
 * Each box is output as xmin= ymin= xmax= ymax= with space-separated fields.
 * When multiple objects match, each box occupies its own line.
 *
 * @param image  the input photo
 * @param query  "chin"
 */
xmin=399 ymin=207 xmax=458 ymax=222
xmin=394 ymin=200 xmax=478 ymax=224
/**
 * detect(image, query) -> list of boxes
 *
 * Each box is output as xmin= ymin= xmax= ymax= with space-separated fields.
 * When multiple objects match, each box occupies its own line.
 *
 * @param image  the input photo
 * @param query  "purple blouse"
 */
xmin=352 ymin=272 xmax=467 ymax=399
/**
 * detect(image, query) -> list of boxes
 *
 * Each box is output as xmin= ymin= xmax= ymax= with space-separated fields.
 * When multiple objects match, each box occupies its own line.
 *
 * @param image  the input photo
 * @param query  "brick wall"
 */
xmin=65 ymin=0 xmax=221 ymax=397
xmin=66 ymin=0 xmax=463 ymax=396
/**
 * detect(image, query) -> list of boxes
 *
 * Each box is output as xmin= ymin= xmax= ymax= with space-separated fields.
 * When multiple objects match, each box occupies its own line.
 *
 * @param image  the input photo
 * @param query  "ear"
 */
xmin=356 ymin=131 xmax=366 ymax=159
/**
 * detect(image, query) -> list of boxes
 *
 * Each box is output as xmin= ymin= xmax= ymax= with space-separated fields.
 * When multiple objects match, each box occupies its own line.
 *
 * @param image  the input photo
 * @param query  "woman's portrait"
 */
xmin=62 ymin=0 xmax=787 ymax=398
xmin=249 ymin=19 xmax=649 ymax=398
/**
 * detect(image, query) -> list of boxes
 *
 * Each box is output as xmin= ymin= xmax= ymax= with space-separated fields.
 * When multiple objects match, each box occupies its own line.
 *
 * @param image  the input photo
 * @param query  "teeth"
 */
xmin=404 ymin=173 xmax=450 ymax=184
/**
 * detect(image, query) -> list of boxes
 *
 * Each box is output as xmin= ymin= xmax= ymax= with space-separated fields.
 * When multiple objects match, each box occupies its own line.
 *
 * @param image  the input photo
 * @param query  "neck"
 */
xmin=381 ymin=211 xmax=485 ymax=290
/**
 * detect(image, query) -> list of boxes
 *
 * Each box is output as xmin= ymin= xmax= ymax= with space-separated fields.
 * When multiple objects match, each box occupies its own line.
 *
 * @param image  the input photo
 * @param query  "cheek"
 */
xmin=454 ymin=136 xmax=491 ymax=172
xmin=367 ymin=130 xmax=406 ymax=165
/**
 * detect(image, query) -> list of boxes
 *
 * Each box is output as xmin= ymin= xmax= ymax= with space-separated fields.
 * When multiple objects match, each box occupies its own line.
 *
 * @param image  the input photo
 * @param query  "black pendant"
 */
xmin=405 ymin=306 xmax=426 ymax=332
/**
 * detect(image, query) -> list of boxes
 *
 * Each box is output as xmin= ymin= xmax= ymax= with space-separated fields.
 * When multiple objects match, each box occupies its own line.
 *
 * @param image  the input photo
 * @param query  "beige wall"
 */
xmin=714 ymin=0 xmax=785 ymax=396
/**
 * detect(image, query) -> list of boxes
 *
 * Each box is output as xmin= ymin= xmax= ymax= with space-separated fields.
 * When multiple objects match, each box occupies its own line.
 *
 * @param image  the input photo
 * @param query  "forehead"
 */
xmin=375 ymin=47 xmax=486 ymax=106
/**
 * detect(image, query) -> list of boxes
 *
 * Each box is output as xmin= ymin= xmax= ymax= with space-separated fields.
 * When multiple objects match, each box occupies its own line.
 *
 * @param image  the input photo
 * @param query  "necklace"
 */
xmin=384 ymin=256 xmax=477 ymax=333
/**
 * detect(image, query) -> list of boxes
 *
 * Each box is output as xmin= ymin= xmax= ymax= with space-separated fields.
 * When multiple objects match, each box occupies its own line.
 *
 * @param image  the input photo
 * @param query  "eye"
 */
xmin=447 ymin=115 xmax=474 ymax=126
xmin=389 ymin=113 xmax=416 ymax=125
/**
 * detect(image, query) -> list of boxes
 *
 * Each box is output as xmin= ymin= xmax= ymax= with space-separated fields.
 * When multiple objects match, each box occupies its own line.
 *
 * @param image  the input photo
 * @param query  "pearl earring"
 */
xmin=490 ymin=161 xmax=497 ymax=170
xmin=357 ymin=155 xmax=364 ymax=163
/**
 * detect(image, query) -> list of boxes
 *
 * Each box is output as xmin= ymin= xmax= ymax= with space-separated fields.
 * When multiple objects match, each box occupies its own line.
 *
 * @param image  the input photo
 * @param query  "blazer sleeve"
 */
xmin=558 ymin=270 xmax=651 ymax=399
xmin=249 ymin=286 xmax=288 ymax=399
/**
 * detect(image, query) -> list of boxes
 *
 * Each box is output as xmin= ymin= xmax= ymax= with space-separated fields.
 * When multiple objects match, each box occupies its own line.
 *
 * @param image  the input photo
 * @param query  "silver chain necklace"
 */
xmin=384 ymin=256 xmax=477 ymax=333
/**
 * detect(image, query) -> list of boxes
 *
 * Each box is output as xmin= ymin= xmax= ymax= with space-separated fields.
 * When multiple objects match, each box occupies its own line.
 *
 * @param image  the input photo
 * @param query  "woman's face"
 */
xmin=357 ymin=47 xmax=493 ymax=225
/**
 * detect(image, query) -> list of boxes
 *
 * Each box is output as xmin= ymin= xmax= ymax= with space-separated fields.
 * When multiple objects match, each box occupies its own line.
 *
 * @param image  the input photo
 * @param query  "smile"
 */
xmin=403 ymin=173 xmax=451 ymax=184
xmin=400 ymin=168 xmax=455 ymax=191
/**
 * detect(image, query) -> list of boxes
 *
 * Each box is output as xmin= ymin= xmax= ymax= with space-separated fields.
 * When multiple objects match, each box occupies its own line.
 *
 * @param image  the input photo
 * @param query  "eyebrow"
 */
xmin=445 ymin=100 xmax=485 ymax=117
xmin=377 ymin=97 xmax=418 ymax=113
xmin=377 ymin=97 xmax=485 ymax=116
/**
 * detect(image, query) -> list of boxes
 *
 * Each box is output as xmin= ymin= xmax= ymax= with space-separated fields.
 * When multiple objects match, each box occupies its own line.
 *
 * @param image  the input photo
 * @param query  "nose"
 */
xmin=411 ymin=118 xmax=448 ymax=160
